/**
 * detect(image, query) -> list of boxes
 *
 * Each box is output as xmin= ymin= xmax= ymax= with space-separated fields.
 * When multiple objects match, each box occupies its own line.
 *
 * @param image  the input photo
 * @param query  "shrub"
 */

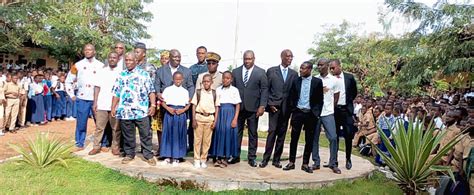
xmin=9 ymin=132 xmax=74 ymax=169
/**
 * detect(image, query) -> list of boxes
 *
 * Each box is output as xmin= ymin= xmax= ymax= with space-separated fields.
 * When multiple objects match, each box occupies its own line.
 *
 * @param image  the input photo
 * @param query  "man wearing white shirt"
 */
xmin=329 ymin=59 xmax=358 ymax=170
xmin=65 ymin=44 xmax=104 ymax=151
xmin=312 ymin=58 xmax=341 ymax=174
xmin=114 ymin=42 xmax=126 ymax=70
xmin=89 ymin=52 xmax=122 ymax=156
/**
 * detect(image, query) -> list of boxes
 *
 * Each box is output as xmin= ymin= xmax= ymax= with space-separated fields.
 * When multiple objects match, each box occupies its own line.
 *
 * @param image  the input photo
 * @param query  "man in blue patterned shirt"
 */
xmin=111 ymin=52 xmax=157 ymax=166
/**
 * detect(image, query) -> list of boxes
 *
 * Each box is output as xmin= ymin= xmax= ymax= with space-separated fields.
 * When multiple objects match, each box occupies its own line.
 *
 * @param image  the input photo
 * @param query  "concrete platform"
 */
xmin=75 ymin=138 xmax=376 ymax=191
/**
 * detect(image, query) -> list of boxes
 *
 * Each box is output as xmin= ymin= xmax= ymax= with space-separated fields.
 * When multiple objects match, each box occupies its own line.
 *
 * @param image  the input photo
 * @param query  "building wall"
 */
xmin=0 ymin=47 xmax=59 ymax=69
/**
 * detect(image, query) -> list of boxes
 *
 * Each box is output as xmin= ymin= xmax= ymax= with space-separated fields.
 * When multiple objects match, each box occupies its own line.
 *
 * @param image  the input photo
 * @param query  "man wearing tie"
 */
xmin=231 ymin=50 xmax=268 ymax=167
xmin=284 ymin=61 xmax=324 ymax=173
xmin=329 ymin=59 xmax=358 ymax=170
xmin=259 ymin=49 xmax=297 ymax=168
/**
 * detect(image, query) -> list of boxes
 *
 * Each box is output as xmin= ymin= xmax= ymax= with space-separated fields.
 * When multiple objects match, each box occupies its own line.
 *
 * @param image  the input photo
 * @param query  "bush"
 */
xmin=9 ymin=132 xmax=74 ymax=169
xmin=371 ymin=119 xmax=464 ymax=194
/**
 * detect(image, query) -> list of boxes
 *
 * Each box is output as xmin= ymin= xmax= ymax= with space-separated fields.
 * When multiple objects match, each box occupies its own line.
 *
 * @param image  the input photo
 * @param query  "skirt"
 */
xmin=160 ymin=105 xmax=187 ymax=159
xmin=30 ymin=95 xmax=45 ymax=123
xmin=53 ymin=91 xmax=67 ymax=118
xmin=209 ymin=103 xmax=239 ymax=158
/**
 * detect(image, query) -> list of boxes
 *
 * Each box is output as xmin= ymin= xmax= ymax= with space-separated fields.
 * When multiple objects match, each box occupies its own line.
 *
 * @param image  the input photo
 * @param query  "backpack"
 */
xmin=196 ymin=89 xmax=216 ymax=106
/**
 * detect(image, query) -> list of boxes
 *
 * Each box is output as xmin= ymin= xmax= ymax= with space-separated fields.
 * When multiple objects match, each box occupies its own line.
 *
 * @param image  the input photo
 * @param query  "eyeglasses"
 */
xmin=115 ymin=47 xmax=124 ymax=49
xmin=317 ymin=64 xmax=324 ymax=66
xmin=207 ymin=61 xmax=218 ymax=65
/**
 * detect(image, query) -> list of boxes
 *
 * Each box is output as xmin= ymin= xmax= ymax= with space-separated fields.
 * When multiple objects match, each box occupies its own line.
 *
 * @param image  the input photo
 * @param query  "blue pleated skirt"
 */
xmin=160 ymin=105 xmax=187 ymax=159
xmin=30 ymin=94 xmax=45 ymax=123
xmin=209 ymin=104 xmax=239 ymax=158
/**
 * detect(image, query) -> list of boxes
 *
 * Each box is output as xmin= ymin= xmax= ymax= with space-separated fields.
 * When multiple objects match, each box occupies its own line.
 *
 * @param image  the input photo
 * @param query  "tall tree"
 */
xmin=0 ymin=1 xmax=153 ymax=64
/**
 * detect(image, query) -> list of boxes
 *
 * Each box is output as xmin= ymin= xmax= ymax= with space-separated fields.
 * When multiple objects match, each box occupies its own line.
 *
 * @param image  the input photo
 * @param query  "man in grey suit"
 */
xmin=155 ymin=49 xmax=194 ymax=101
xmin=231 ymin=50 xmax=268 ymax=167
xmin=259 ymin=49 xmax=297 ymax=168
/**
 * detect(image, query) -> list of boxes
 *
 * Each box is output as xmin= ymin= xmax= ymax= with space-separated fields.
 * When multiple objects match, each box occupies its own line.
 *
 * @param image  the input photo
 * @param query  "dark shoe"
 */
xmin=324 ymin=161 xmax=338 ymax=167
xmin=301 ymin=165 xmax=313 ymax=173
xmin=259 ymin=160 xmax=268 ymax=168
xmin=272 ymin=161 xmax=283 ymax=168
xmin=228 ymin=157 xmax=240 ymax=164
xmin=122 ymin=157 xmax=134 ymax=164
xmin=330 ymin=166 xmax=342 ymax=174
xmin=248 ymin=160 xmax=257 ymax=167
xmin=311 ymin=164 xmax=320 ymax=170
xmin=88 ymin=149 xmax=101 ymax=155
xmin=283 ymin=163 xmax=295 ymax=171
xmin=346 ymin=160 xmax=352 ymax=170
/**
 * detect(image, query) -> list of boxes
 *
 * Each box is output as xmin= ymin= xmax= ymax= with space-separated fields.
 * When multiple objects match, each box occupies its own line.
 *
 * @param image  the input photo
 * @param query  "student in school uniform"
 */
xmin=28 ymin=74 xmax=45 ymax=126
xmin=4 ymin=74 xmax=21 ymax=133
xmin=51 ymin=74 xmax=67 ymax=120
xmin=160 ymin=71 xmax=191 ymax=166
xmin=0 ymin=77 xmax=6 ymax=136
xmin=209 ymin=71 xmax=241 ymax=168
xmin=43 ymin=72 xmax=53 ymax=122
xmin=191 ymin=74 xmax=219 ymax=169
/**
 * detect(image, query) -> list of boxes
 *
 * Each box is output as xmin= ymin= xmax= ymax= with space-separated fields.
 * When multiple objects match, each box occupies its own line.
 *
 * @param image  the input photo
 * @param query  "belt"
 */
xmin=297 ymin=108 xmax=311 ymax=113
xmin=197 ymin=112 xmax=214 ymax=117
xmin=336 ymin=105 xmax=347 ymax=108
xmin=6 ymin=97 xmax=19 ymax=99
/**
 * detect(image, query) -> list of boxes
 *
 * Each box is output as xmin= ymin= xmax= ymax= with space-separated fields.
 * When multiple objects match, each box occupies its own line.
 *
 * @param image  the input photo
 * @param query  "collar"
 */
xmin=280 ymin=64 xmax=289 ymax=71
xmin=243 ymin=65 xmax=254 ymax=71
xmin=302 ymin=76 xmax=312 ymax=81
xmin=196 ymin=61 xmax=207 ymax=66
xmin=85 ymin=57 xmax=96 ymax=63
xmin=126 ymin=66 xmax=137 ymax=73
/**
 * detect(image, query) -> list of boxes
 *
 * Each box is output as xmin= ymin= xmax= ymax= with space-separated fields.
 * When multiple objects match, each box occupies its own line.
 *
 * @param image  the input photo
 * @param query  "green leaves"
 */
xmin=9 ymin=132 xmax=74 ymax=169
xmin=370 ymin=118 xmax=464 ymax=193
xmin=0 ymin=1 xmax=153 ymax=62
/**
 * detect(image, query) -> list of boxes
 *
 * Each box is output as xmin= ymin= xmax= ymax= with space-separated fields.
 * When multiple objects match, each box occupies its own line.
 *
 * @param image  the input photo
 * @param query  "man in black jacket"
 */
xmin=259 ymin=49 xmax=298 ymax=168
xmin=231 ymin=50 xmax=268 ymax=167
xmin=283 ymin=61 xmax=324 ymax=173
xmin=329 ymin=59 xmax=358 ymax=170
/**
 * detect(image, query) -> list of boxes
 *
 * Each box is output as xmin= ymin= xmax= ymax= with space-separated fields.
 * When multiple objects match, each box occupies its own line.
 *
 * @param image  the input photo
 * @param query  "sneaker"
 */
xmin=161 ymin=158 xmax=171 ymax=165
xmin=100 ymin=147 xmax=109 ymax=152
xmin=172 ymin=159 xmax=179 ymax=167
xmin=194 ymin=160 xmax=201 ymax=168
xmin=145 ymin=158 xmax=156 ymax=166
xmin=0 ymin=131 xmax=4 ymax=136
xmin=201 ymin=161 xmax=208 ymax=168
xmin=122 ymin=157 xmax=134 ymax=164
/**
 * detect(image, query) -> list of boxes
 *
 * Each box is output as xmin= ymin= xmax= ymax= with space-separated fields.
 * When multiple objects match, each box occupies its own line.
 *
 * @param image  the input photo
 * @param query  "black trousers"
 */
xmin=237 ymin=110 xmax=259 ymax=161
xmin=187 ymin=109 xmax=194 ymax=151
xmin=262 ymin=108 xmax=291 ymax=163
xmin=289 ymin=109 xmax=316 ymax=165
xmin=334 ymin=105 xmax=355 ymax=161
xmin=120 ymin=117 xmax=153 ymax=160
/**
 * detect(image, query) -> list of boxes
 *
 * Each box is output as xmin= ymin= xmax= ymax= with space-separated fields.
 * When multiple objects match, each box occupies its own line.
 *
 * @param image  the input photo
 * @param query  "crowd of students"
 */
xmin=0 ymin=68 xmax=80 ymax=136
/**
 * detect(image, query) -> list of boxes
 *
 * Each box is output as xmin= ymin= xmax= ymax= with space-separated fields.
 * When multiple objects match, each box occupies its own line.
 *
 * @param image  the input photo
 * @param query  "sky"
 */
xmin=141 ymin=0 xmax=436 ymax=71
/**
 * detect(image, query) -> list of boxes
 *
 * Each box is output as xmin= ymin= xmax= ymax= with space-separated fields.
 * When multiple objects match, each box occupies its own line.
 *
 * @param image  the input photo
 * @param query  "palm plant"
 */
xmin=371 ymin=119 xmax=464 ymax=194
xmin=9 ymin=132 xmax=74 ymax=169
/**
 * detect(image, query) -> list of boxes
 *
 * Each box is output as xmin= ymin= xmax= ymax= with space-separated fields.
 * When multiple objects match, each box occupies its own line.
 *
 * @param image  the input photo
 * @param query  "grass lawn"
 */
xmin=0 ymin=157 xmax=402 ymax=194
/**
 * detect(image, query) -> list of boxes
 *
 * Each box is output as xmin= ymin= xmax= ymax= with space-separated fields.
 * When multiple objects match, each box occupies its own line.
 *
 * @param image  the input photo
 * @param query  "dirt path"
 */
xmin=0 ymin=119 xmax=95 ymax=160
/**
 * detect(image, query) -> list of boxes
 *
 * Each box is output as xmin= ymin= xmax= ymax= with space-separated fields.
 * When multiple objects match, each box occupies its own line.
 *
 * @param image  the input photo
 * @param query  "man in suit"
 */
xmin=259 ymin=49 xmax=297 ymax=168
xmin=329 ymin=59 xmax=358 ymax=170
xmin=283 ymin=61 xmax=323 ymax=173
xmin=231 ymin=50 xmax=268 ymax=167
xmin=155 ymin=49 xmax=194 ymax=100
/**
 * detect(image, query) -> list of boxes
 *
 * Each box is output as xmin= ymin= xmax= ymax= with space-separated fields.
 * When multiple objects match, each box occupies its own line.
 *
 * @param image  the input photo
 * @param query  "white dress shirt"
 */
xmin=241 ymin=65 xmax=255 ymax=83
xmin=65 ymin=57 xmax=104 ymax=101
xmin=335 ymin=72 xmax=346 ymax=106
xmin=162 ymin=84 xmax=189 ymax=106
xmin=95 ymin=65 xmax=122 ymax=111
xmin=216 ymin=85 xmax=242 ymax=105
xmin=315 ymin=74 xmax=341 ymax=116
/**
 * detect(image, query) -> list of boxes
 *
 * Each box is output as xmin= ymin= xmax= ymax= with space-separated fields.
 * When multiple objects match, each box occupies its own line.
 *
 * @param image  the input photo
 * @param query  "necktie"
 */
xmin=282 ymin=68 xmax=287 ymax=82
xmin=243 ymin=69 xmax=249 ymax=86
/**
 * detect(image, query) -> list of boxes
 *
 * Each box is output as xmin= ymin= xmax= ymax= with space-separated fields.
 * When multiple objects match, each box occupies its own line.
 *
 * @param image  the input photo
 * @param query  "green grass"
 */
xmin=0 ymin=157 xmax=402 ymax=194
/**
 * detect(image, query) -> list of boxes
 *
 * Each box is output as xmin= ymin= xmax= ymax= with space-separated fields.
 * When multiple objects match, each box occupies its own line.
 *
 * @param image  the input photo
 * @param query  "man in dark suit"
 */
xmin=259 ymin=49 xmax=297 ymax=168
xmin=283 ymin=61 xmax=324 ymax=173
xmin=155 ymin=49 xmax=194 ymax=100
xmin=231 ymin=50 xmax=268 ymax=167
xmin=329 ymin=59 xmax=358 ymax=170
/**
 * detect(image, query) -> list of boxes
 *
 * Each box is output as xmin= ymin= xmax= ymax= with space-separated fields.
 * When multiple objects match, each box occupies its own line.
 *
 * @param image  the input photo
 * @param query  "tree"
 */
xmin=0 ymin=1 xmax=153 ymax=64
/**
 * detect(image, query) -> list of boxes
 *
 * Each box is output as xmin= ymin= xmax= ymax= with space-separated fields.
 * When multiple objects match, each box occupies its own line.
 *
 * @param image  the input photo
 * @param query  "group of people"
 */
xmin=0 ymin=67 xmax=78 ymax=136
xmin=350 ymin=90 xmax=473 ymax=193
